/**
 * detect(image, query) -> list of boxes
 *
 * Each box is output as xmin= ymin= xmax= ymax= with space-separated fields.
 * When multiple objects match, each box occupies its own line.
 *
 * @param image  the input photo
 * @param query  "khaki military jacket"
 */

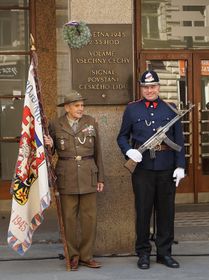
xmin=49 ymin=114 xmax=104 ymax=194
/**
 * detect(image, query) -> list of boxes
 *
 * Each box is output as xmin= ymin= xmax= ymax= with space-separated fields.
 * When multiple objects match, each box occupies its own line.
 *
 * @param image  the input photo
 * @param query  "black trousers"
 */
xmin=132 ymin=168 xmax=176 ymax=257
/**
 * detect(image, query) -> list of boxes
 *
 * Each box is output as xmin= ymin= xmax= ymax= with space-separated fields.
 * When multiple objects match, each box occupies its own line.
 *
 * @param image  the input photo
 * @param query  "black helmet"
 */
xmin=140 ymin=70 xmax=160 ymax=86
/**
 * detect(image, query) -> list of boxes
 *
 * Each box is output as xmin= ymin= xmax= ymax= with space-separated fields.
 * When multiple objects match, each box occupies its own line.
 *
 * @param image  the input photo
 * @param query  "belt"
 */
xmin=135 ymin=143 xmax=172 ymax=151
xmin=59 ymin=156 xmax=94 ymax=161
xmin=154 ymin=144 xmax=172 ymax=151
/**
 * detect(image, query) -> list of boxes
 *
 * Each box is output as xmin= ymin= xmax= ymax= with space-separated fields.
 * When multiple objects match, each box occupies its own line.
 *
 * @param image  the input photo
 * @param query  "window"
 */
xmin=141 ymin=0 xmax=209 ymax=49
xmin=0 ymin=0 xmax=31 ymax=182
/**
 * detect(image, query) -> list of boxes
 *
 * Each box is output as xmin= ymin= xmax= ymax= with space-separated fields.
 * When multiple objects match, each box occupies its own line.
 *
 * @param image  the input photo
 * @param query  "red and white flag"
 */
xmin=7 ymin=59 xmax=51 ymax=255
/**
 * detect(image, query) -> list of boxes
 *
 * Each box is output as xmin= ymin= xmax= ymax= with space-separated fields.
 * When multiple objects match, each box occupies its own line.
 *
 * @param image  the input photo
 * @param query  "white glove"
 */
xmin=126 ymin=149 xmax=143 ymax=163
xmin=173 ymin=167 xmax=185 ymax=187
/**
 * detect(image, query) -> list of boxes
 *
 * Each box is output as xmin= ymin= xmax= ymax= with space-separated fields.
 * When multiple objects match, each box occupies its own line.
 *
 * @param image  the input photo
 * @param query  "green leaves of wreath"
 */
xmin=63 ymin=21 xmax=92 ymax=48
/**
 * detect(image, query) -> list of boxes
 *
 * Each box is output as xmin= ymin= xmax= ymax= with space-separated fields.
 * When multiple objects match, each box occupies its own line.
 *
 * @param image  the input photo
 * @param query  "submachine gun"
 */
xmin=124 ymin=104 xmax=195 ymax=173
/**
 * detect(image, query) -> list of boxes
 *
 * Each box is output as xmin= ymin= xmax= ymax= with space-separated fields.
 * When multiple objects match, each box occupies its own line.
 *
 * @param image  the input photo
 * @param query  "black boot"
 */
xmin=157 ymin=255 xmax=180 ymax=268
xmin=137 ymin=255 xmax=150 ymax=269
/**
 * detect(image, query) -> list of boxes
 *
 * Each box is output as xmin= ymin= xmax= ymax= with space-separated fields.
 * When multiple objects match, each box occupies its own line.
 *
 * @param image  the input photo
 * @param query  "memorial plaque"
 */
xmin=72 ymin=24 xmax=133 ymax=105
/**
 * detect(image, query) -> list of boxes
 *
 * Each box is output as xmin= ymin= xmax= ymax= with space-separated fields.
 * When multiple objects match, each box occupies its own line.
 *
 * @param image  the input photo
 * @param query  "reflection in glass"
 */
xmin=0 ymin=0 xmax=29 ymax=182
xmin=141 ymin=0 xmax=209 ymax=49
xmin=0 ymin=10 xmax=29 ymax=51
xmin=0 ymin=0 xmax=29 ymax=7
xmin=0 ymin=98 xmax=23 ymax=138
xmin=0 ymin=55 xmax=29 ymax=96
xmin=0 ymin=143 xmax=19 ymax=180
xmin=0 ymin=54 xmax=28 ymax=181
xmin=145 ymin=60 xmax=187 ymax=106
xmin=200 ymin=60 xmax=209 ymax=175
xmin=0 ymin=97 xmax=23 ymax=180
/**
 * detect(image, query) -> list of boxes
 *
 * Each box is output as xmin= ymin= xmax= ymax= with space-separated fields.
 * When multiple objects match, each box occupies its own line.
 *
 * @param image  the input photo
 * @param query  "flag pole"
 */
xmin=30 ymin=34 xmax=71 ymax=271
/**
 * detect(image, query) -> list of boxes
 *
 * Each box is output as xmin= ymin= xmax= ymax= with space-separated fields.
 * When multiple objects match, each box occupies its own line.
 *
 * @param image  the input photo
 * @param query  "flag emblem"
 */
xmin=7 ymin=59 xmax=51 ymax=255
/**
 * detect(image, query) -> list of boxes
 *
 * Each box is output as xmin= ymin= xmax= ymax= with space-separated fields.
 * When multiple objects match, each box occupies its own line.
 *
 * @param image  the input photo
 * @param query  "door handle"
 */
xmin=198 ymin=102 xmax=209 ymax=166
xmin=198 ymin=102 xmax=202 ymax=165
xmin=188 ymin=108 xmax=193 ymax=164
xmin=182 ymin=106 xmax=193 ymax=164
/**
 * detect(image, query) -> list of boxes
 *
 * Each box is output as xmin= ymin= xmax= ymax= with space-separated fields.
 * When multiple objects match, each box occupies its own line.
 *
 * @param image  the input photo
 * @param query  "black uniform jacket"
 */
xmin=117 ymin=98 xmax=185 ymax=170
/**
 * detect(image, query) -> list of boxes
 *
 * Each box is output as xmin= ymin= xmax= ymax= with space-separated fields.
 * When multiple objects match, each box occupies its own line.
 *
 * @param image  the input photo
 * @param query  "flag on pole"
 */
xmin=7 ymin=58 xmax=51 ymax=255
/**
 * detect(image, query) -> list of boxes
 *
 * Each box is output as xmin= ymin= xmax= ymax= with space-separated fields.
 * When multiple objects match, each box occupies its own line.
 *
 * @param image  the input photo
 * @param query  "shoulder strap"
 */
xmin=163 ymin=100 xmax=180 ymax=115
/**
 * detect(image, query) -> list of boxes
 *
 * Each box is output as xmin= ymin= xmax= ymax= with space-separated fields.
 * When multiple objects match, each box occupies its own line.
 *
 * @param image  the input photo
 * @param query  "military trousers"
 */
xmin=60 ymin=192 xmax=97 ymax=261
xmin=132 ymin=168 xmax=176 ymax=257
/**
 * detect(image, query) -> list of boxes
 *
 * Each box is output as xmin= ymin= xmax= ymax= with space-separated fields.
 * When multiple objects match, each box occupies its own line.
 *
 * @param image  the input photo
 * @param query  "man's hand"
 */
xmin=173 ymin=167 xmax=185 ymax=187
xmin=126 ymin=149 xmax=143 ymax=163
xmin=43 ymin=134 xmax=53 ymax=148
xmin=97 ymin=182 xmax=104 ymax=192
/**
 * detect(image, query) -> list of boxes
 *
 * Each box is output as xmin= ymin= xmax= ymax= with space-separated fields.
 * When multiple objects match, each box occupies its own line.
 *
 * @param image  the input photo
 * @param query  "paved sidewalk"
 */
xmin=0 ymin=241 xmax=209 ymax=280
xmin=175 ymin=203 xmax=209 ymax=241
xmin=1 ymin=203 xmax=209 ymax=246
xmin=1 ymin=203 xmax=209 ymax=279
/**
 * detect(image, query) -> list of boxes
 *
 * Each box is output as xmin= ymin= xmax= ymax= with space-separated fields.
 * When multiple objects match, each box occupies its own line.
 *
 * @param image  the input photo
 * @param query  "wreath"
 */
xmin=63 ymin=21 xmax=92 ymax=49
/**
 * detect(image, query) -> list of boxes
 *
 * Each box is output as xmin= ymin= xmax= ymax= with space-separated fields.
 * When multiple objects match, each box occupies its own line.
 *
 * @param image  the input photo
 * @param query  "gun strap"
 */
xmin=164 ymin=101 xmax=180 ymax=115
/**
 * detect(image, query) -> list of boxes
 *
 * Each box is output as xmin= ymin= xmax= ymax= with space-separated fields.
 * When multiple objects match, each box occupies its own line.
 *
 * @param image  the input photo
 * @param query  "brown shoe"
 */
xmin=70 ymin=256 xmax=79 ymax=271
xmin=79 ymin=259 xmax=102 ymax=268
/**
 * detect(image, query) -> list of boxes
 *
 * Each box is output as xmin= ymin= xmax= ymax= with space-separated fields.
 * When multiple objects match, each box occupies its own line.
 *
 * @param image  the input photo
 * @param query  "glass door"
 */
xmin=0 ymin=0 xmax=31 ymax=199
xmin=137 ymin=1 xmax=209 ymax=202
xmin=193 ymin=53 xmax=209 ymax=202
xmin=139 ymin=53 xmax=195 ymax=202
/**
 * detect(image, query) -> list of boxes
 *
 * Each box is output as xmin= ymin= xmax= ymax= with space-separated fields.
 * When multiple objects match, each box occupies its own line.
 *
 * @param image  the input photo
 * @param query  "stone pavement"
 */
xmin=1 ymin=203 xmax=209 ymax=246
xmin=175 ymin=203 xmax=209 ymax=241
xmin=0 ymin=203 xmax=209 ymax=279
xmin=0 ymin=241 xmax=209 ymax=280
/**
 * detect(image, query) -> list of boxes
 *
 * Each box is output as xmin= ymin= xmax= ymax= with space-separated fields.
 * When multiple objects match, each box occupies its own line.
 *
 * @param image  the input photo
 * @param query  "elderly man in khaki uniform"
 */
xmin=44 ymin=90 xmax=104 ymax=271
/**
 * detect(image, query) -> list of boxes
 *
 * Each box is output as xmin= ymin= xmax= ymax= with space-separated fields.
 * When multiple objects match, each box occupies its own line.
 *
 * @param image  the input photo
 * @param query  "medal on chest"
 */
xmin=60 ymin=138 xmax=65 ymax=150
xmin=77 ymin=124 xmax=95 ymax=144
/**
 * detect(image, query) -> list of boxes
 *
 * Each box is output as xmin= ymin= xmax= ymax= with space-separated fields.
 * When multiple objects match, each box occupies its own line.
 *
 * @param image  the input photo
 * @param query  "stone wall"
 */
xmin=55 ymin=0 xmax=136 ymax=254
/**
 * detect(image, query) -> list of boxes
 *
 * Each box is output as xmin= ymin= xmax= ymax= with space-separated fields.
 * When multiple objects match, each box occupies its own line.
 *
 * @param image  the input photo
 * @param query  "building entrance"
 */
xmin=139 ymin=52 xmax=209 ymax=203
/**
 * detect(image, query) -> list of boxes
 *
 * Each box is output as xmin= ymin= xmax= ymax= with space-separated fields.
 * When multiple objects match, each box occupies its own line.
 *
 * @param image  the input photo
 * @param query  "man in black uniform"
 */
xmin=117 ymin=70 xmax=185 ymax=269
